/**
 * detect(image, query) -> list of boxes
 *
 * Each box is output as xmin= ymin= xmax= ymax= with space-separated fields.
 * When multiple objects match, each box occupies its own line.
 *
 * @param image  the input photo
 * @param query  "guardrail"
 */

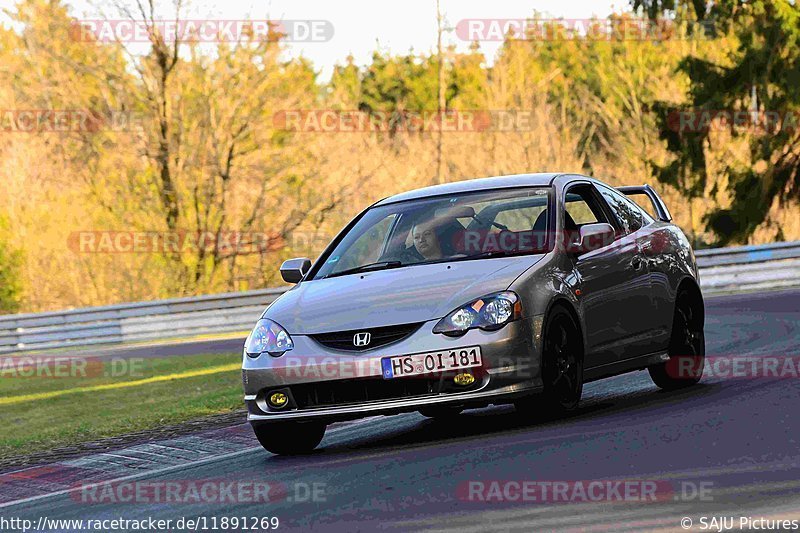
xmin=1 ymin=241 xmax=798 ymax=354
xmin=696 ymin=241 xmax=800 ymax=294
xmin=695 ymin=240 xmax=800 ymax=267
xmin=0 ymin=288 xmax=286 ymax=354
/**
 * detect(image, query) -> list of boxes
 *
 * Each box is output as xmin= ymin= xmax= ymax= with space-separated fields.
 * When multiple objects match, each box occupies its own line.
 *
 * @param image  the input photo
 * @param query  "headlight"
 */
xmin=433 ymin=291 xmax=521 ymax=336
xmin=245 ymin=318 xmax=294 ymax=358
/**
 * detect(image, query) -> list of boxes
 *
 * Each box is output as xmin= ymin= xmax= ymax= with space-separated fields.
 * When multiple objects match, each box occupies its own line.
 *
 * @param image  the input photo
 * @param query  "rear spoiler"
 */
xmin=616 ymin=185 xmax=672 ymax=223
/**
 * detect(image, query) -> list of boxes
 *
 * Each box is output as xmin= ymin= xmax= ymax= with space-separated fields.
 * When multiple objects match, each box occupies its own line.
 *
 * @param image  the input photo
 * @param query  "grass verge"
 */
xmin=0 ymin=352 xmax=243 ymax=461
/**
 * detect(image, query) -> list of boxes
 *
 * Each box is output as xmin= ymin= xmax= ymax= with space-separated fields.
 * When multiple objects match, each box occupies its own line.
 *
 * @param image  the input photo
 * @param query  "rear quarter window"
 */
xmin=598 ymin=185 xmax=643 ymax=234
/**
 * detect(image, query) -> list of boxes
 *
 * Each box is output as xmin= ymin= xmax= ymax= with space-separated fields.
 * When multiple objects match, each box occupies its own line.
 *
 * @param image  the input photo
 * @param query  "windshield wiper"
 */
xmin=411 ymin=250 xmax=538 ymax=268
xmin=324 ymin=261 xmax=404 ymax=279
xmin=454 ymin=249 xmax=539 ymax=261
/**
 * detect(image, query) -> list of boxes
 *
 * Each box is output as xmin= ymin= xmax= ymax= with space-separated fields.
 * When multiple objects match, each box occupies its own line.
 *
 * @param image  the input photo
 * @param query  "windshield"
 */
xmin=310 ymin=187 xmax=552 ymax=280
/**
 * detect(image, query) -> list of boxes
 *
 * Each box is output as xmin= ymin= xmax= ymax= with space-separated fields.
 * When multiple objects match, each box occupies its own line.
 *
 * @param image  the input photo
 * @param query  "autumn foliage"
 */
xmin=0 ymin=0 xmax=797 ymax=313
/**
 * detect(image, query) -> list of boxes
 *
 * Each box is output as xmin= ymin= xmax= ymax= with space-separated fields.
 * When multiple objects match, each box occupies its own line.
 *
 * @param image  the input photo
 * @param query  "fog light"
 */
xmin=454 ymin=373 xmax=475 ymax=386
xmin=268 ymin=392 xmax=288 ymax=408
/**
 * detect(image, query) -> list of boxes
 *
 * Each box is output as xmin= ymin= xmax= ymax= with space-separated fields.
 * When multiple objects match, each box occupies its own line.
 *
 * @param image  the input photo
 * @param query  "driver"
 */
xmin=411 ymin=217 xmax=445 ymax=261
xmin=379 ymin=214 xmax=453 ymax=264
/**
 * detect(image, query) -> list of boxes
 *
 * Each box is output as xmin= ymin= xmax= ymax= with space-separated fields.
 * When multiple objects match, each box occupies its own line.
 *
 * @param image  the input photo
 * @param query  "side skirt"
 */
xmin=583 ymin=351 xmax=670 ymax=383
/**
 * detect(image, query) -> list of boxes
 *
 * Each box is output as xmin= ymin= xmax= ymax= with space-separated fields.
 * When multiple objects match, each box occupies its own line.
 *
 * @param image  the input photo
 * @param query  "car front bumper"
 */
xmin=242 ymin=316 xmax=544 ymax=425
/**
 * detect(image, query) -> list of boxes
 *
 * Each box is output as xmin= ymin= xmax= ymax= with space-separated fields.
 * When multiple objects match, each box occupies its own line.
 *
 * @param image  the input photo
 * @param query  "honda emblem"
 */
xmin=353 ymin=332 xmax=371 ymax=347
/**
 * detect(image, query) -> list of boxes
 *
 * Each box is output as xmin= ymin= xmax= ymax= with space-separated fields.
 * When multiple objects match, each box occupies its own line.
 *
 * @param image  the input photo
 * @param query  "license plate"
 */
xmin=381 ymin=347 xmax=482 ymax=379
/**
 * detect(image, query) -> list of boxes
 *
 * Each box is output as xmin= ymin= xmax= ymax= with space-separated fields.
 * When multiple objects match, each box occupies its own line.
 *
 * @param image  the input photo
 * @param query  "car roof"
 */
xmin=374 ymin=172 xmax=569 ymax=206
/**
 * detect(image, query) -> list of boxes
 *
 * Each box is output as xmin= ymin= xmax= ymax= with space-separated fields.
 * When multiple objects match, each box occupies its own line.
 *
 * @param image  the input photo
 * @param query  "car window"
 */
xmin=565 ymin=196 xmax=598 ymax=225
xmin=334 ymin=214 xmax=396 ymax=272
xmin=623 ymin=192 xmax=658 ymax=222
xmin=637 ymin=204 xmax=655 ymax=225
xmin=598 ymin=185 xmax=643 ymax=234
xmin=492 ymin=204 xmax=547 ymax=232
xmin=563 ymin=186 xmax=609 ymax=228
xmin=403 ymin=215 xmax=468 ymax=248
xmin=310 ymin=187 xmax=552 ymax=280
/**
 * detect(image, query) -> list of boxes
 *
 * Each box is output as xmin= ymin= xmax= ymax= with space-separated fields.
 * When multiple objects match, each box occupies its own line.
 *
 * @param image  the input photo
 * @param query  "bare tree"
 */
xmin=435 ymin=0 xmax=446 ymax=184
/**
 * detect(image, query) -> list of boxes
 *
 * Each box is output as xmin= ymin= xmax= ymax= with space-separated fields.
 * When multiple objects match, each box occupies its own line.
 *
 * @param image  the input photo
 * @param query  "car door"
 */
xmin=595 ymin=183 xmax=663 ymax=358
xmin=614 ymin=189 xmax=673 ymax=351
xmin=564 ymin=183 xmax=653 ymax=366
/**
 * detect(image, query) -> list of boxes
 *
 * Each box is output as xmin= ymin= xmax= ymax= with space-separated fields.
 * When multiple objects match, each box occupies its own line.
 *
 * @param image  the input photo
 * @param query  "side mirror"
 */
xmin=280 ymin=257 xmax=312 ymax=284
xmin=576 ymin=223 xmax=615 ymax=253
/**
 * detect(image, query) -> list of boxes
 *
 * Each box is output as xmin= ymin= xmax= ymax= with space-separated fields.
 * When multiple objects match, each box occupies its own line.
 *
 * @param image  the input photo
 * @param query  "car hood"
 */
xmin=263 ymin=255 xmax=544 ymax=333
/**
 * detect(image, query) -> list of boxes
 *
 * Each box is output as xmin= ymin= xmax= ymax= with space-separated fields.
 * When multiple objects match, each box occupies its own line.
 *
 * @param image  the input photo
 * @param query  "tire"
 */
xmin=252 ymin=421 xmax=326 ymax=455
xmin=516 ymin=306 xmax=583 ymax=415
xmin=648 ymin=289 xmax=705 ymax=390
xmin=418 ymin=406 xmax=463 ymax=420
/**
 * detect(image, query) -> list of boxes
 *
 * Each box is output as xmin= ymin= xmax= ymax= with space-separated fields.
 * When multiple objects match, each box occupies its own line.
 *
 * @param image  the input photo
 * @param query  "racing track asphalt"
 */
xmin=3 ymin=289 xmax=800 ymax=532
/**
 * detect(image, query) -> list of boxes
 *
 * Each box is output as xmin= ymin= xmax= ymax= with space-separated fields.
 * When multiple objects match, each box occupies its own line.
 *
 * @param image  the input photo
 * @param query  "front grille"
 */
xmin=310 ymin=322 xmax=424 ymax=352
xmin=284 ymin=370 xmax=485 ymax=410
xmin=291 ymin=377 xmax=439 ymax=409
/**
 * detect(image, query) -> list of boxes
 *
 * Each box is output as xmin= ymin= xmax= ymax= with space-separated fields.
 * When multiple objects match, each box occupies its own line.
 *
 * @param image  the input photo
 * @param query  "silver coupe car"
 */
xmin=242 ymin=173 xmax=705 ymax=455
